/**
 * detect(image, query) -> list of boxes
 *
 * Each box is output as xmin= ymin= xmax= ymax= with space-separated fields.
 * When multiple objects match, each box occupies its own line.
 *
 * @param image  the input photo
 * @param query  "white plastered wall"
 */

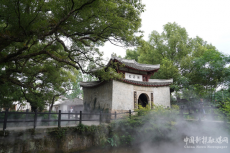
xmin=112 ymin=80 xmax=171 ymax=110
xmin=112 ymin=80 xmax=134 ymax=111
xmin=83 ymin=80 xmax=171 ymax=112
xmin=153 ymin=86 xmax=171 ymax=108
xmin=83 ymin=81 xmax=113 ymax=111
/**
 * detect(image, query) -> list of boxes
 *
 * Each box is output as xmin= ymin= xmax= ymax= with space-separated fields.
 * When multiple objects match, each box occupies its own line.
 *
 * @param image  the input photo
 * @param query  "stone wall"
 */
xmin=0 ymin=125 xmax=109 ymax=153
xmin=112 ymin=80 xmax=134 ymax=111
xmin=153 ymin=86 xmax=171 ymax=107
xmin=83 ymin=81 xmax=113 ymax=112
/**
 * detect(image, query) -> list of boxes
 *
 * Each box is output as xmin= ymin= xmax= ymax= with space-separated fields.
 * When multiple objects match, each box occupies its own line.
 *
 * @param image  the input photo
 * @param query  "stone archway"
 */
xmin=138 ymin=93 xmax=149 ymax=108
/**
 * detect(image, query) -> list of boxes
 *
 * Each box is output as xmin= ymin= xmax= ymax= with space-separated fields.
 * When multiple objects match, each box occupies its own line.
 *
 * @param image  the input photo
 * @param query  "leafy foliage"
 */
xmin=184 ymin=49 xmax=230 ymax=99
xmin=66 ymin=72 xmax=98 ymax=99
xmin=125 ymin=22 xmax=230 ymax=100
xmin=214 ymin=89 xmax=230 ymax=105
xmin=107 ymin=134 xmax=119 ymax=147
xmin=219 ymin=98 xmax=230 ymax=121
xmin=0 ymin=0 xmax=144 ymax=109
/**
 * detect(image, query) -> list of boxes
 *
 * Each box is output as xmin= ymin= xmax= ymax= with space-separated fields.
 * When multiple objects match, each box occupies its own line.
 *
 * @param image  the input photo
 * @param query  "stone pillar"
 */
xmin=151 ymin=93 xmax=154 ymax=109
xmin=134 ymin=91 xmax=137 ymax=109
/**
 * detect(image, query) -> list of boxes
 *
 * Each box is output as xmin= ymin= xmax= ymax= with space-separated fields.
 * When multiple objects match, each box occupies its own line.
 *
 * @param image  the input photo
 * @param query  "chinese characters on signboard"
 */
xmin=125 ymin=72 xmax=142 ymax=81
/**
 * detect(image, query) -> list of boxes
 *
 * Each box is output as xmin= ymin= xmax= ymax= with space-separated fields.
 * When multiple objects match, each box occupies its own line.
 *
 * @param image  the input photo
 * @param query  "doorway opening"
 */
xmin=138 ymin=93 xmax=149 ymax=108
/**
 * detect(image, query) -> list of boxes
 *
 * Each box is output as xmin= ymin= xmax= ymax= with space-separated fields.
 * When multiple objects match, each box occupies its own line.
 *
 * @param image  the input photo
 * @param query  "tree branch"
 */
xmin=41 ymin=0 xmax=97 ymax=39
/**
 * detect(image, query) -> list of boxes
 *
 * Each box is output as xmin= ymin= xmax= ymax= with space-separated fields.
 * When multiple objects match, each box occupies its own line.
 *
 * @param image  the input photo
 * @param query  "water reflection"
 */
xmin=74 ymin=143 xmax=230 ymax=153
xmin=74 ymin=147 xmax=140 ymax=153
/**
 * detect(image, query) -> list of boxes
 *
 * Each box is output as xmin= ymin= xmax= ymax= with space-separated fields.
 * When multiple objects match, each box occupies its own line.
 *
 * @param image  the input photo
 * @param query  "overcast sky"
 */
xmin=100 ymin=0 xmax=230 ymax=62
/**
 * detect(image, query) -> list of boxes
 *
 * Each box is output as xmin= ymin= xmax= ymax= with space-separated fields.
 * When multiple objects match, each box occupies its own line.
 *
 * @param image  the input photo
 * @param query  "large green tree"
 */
xmin=186 ymin=49 xmax=230 ymax=100
xmin=0 ymin=0 xmax=144 ymax=108
xmin=125 ymin=23 xmax=193 ymax=83
xmin=0 ymin=55 xmax=78 ymax=111
xmin=125 ymin=22 xmax=230 ymax=100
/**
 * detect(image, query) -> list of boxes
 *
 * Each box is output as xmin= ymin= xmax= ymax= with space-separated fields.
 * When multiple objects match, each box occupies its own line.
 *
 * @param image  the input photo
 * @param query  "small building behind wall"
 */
xmin=80 ymin=56 xmax=173 ymax=113
xmin=53 ymin=97 xmax=83 ymax=113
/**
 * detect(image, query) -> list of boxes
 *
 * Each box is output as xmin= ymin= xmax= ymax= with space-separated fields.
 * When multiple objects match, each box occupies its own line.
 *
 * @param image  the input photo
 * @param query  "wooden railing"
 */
xmin=1 ymin=107 xmax=228 ymax=132
xmin=0 ymin=109 xmax=132 ymax=131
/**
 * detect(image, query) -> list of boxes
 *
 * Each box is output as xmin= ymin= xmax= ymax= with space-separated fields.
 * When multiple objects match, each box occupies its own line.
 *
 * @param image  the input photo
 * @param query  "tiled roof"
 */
xmin=111 ymin=56 xmax=160 ymax=71
xmin=80 ymin=79 xmax=172 ymax=88
xmin=80 ymin=81 xmax=104 ymax=88
xmin=149 ymin=79 xmax=173 ymax=83
xmin=121 ymin=79 xmax=172 ymax=87
xmin=90 ymin=55 xmax=160 ymax=72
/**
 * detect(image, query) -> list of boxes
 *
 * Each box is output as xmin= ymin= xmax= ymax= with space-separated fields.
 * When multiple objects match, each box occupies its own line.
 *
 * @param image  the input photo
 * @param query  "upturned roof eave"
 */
xmin=121 ymin=79 xmax=172 ymax=87
xmin=89 ymin=56 xmax=160 ymax=73
xmin=80 ymin=79 xmax=172 ymax=88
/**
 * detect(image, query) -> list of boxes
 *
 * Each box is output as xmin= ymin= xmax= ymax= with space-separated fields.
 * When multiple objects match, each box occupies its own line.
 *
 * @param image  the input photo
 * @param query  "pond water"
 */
xmin=74 ymin=143 xmax=230 ymax=153
xmin=77 ymin=147 xmax=140 ymax=153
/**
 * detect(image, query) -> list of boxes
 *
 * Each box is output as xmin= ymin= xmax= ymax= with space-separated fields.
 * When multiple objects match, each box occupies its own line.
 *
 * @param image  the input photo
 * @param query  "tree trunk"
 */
xmin=49 ymin=95 xmax=60 ymax=112
xmin=49 ymin=96 xmax=55 ymax=113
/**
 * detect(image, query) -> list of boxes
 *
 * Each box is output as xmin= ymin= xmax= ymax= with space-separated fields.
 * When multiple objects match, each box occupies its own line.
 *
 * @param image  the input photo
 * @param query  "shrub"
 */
xmin=219 ymin=98 xmax=230 ymax=121
xmin=108 ymin=105 xmax=179 ymax=146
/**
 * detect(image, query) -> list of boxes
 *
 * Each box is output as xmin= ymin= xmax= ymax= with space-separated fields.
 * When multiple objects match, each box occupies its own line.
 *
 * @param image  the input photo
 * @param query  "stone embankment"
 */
xmin=0 ymin=123 xmax=109 ymax=153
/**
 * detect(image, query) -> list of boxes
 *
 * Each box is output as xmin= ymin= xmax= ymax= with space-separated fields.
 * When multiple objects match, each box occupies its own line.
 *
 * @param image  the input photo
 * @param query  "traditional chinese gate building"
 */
xmin=80 ymin=56 xmax=173 ymax=113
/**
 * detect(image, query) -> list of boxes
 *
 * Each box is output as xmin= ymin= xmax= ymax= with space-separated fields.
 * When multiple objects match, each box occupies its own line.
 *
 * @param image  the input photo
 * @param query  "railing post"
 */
xmin=99 ymin=111 xmax=102 ymax=125
xmin=129 ymin=110 xmax=131 ymax=119
xmin=48 ymin=110 xmax=51 ymax=126
xmin=58 ymin=110 xmax=61 ymax=128
xmin=180 ymin=107 xmax=183 ymax=118
xmin=115 ymin=111 xmax=117 ymax=120
xmin=188 ymin=106 xmax=191 ymax=114
xmin=68 ymin=110 xmax=70 ymax=125
xmin=198 ymin=109 xmax=201 ymax=121
xmin=79 ymin=111 xmax=82 ymax=125
xmin=25 ymin=109 xmax=28 ymax=126
xmin=34 ymin=109 xmax=37 ymax=130
xmin=3 ymin=108 xmax=9 ymax=131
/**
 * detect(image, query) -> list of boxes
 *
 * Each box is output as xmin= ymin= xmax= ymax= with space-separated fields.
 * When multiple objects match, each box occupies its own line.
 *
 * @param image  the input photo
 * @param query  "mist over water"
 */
xmin=135 ymin=112 xmax=230 ymax=153
xmin=80 ymin=112 xmax=230 ymax=153
xmin=139 ymin=121 xmax=230 ymax=153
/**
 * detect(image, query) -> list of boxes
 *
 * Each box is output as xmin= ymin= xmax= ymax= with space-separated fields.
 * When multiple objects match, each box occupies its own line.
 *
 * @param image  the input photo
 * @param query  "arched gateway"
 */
xmin=138 ymin=93 xmax=149 ymax=108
